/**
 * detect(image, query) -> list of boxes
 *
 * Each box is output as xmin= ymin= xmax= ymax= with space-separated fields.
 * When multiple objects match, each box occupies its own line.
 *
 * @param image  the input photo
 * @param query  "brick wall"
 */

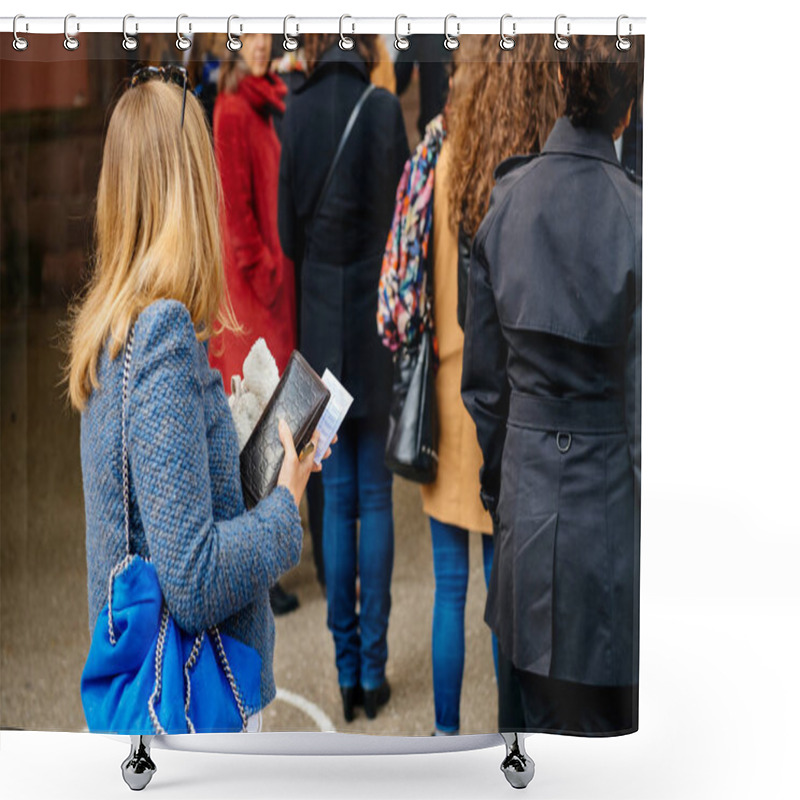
xmin=0 ymin=35 xmax=129 ymax=308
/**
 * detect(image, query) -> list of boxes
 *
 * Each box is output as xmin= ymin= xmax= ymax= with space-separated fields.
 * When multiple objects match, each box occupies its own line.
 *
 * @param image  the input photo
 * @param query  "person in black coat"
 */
xmin=394 ymin=35 xmax=452 ymax=140
xmin=278 ymin=36 xmax=409 ymax=722
xmin=461 ymin=35 xmax=643 ymax=736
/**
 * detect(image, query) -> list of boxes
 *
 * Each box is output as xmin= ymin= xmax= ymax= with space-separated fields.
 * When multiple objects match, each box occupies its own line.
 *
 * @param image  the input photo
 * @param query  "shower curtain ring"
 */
xmin=616 ymin=15 xmax=632 ymax=51
xmin=64 ymin=13 xmax=79 ymax=51
xmin=444 ymin=14 xmax=460 ymax=51
xmin=554 ymin=14 xmax=570 ymax=51
xmin=122 ymin=15 xmax=138 ymax=51
xmin=227 ymin=15 xmax=242 ymax=51
xmin=500 ymin=14 xmax=516 ymax=50
xmin=176 ymin=14 xmax=191 ymax=51
xmin=283 ymin=15 xmax=299 ymax=51
xmin=394 ymin=15 xmax=410 ymax=51
xmin=339 ymin=15 xmax=355 ymax=50
xmin=12 ymin=14 xmax=29 ymax=51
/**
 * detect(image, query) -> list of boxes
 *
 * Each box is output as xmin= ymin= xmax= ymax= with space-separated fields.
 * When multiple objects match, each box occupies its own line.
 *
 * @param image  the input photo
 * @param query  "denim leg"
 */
xmin=482 ymin=533 xmax=499 ymax=681
xmin=322 ymin=418 xmax=360 ymax=688
xmin=430 ymin=516 xmax=470 ymax=733
xmin=355 ymin=417 xmax=394 ymax=691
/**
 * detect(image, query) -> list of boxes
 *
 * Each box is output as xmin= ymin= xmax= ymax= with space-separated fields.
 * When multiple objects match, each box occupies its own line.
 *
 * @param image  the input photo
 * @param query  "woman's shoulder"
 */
xmin=366 ymin=85 xmax=402 ymax=116
xmin=213 ymin=92 xmax=252 ymax=133
xmin=215 ymin=90 xmax=252 ymax=119
xmin=133 ymin=300 xmax=200 ymax=365
xmin=136 ymin=298 xmax=194 ymax=335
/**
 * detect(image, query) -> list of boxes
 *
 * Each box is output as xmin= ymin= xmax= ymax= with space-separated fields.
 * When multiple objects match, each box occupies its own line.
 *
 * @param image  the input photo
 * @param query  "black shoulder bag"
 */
xmin=384 ymin=231 xmax=439 ymax=484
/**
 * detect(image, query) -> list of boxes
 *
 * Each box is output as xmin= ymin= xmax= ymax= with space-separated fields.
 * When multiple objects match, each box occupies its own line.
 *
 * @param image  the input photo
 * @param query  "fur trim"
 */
xmin=228 ymin=338 xmax=281 ymax=452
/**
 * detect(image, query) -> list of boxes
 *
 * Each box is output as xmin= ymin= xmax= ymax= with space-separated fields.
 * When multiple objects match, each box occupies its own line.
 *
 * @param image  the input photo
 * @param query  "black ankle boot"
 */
xmin=340 ymin=686 xmax=360 ymax=722
xmin=363 ymin=681 xmax=391 ymax=720
xmin=269 ymin=582 xmax=299 ymax=616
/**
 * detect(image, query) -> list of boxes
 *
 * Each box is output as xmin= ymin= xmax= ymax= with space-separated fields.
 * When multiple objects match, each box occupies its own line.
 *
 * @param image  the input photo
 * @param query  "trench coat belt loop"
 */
xmin=508 ymin=391 xmax=625 ymax=434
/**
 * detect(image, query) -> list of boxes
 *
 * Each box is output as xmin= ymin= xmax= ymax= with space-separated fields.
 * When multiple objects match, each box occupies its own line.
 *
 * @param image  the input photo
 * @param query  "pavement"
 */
xmin=0 ymin=305 xmax=497 ymax=735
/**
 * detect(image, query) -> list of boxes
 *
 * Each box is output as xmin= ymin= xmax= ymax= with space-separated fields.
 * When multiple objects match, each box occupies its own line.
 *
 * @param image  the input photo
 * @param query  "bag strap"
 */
xmin=121 ymin=328 xmax=135 ymax=557
xmin=309 ymin=83 xmax=376 ymax=228
xmin=106 ymin=328 xmax=137 ymax=648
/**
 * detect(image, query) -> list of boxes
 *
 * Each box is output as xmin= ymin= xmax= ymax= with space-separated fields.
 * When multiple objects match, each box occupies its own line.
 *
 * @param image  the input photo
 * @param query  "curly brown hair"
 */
xmin=560 ymin=35 xmax=642 ymax=134
xmin=303 ymin=34 xmax=381 ymax=75
xmin=447 ymin=35 xmax=562 ymax=238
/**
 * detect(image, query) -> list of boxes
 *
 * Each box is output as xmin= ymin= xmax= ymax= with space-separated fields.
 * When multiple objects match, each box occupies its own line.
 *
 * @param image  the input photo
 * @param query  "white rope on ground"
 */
xmin=274 ymin=687 xmax=336 ymax=733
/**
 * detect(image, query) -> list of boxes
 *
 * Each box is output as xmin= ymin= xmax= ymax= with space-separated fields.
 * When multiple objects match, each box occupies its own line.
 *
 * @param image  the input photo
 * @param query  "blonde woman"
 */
xmin=67 ymin=69 xmax=327 ymax=728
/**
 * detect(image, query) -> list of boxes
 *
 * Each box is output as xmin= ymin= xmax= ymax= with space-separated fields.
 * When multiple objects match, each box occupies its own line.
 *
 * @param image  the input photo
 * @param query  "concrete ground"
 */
xmin=0 ymin=305 xmax=497 ymax=735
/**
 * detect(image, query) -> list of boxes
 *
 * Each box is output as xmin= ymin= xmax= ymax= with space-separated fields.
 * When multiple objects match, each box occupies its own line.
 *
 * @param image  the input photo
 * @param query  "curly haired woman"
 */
xmin=422 ymin=35 xmax=561 ymax=735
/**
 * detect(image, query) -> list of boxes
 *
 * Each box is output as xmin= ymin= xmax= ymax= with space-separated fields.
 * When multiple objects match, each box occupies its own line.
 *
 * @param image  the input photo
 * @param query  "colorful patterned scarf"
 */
xmin=377 ymin=114 xmax=446 ymax=352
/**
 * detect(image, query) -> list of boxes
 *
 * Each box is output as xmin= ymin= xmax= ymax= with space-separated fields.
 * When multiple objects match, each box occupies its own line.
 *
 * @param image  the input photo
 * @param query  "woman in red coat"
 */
xmin=211 ymin=33 xmax=296 ymax=388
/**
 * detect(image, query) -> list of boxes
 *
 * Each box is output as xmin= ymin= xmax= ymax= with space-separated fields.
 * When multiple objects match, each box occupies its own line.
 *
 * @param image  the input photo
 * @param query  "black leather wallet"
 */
xmin=240 ymin=351 xmax=331 ymax=510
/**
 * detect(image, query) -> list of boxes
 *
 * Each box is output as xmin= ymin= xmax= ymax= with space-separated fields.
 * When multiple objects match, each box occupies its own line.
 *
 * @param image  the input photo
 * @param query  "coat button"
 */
xmin=556 ymin=431 xmax=572 ymax=453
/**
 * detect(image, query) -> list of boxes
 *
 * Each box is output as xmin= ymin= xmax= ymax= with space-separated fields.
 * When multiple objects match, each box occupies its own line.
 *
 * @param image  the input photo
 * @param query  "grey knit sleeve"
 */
xmin=127 ymin=300 xmax=303 ymax=635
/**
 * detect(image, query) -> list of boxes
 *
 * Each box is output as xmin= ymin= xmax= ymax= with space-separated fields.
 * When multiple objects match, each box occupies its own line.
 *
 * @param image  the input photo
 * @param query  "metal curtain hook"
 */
xmin=227 ymin=15 xmax=242 ymax=51
xmin=283 ymin=15 xmax=299 ymax=51
xmin=554 ymin=14 xmax=570 ymax=51
xmin=339 ymin=15 xmax=355 ymax=50
xmin=64 ymin=13 xmax=79 ymax=51
xmin=12 ymin=14 xmax=29 ymax=51
xmin=394 ymin=14 xmax=410 ymax=51
xmin=176 ymin=14 xmax=191 ymax=51
xmin=122 ymin=14 xmax=138 ymax=51
xmin=616 ymin=14 xmax=632 ymax=51
xmin=444 ymin=14 xmax=460 ymax=51
xmin=500 ymin=14 xmax=516 ymax=50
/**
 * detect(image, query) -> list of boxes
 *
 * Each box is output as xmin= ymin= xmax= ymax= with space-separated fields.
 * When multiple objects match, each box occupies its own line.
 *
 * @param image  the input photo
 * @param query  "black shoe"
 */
xmin=363 ymin=681 xmax=391 ymax=720
xmin=269 ymin=582 xmax=299 ymax=616
xmin=340 ymin=685 xmax=363 ymax=723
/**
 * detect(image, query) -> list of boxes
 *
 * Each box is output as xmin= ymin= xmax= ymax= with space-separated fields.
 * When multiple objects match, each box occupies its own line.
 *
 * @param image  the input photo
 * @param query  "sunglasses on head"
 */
xmin=129 ymin=65 xmax=190 ymax=128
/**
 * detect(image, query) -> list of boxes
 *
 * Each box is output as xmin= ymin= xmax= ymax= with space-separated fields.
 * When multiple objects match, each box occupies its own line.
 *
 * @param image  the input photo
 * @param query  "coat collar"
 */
xmin=542 ymin=116 xmax=622 ymax=169
xmin=298 ymin=44 xmax=370 ymax=93
xmin=236 ymin=73 xmax=287 ymax=117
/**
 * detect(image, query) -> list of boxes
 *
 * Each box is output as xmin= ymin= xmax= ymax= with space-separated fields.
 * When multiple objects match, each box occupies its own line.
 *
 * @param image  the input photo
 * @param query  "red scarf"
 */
xmin=237 ymin=73 xmax=287 ymax=119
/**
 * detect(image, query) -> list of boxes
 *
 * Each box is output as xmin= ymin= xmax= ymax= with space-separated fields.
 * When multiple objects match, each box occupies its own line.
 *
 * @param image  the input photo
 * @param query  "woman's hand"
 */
xmin=276 ymin=419 xmax=334 ymax=507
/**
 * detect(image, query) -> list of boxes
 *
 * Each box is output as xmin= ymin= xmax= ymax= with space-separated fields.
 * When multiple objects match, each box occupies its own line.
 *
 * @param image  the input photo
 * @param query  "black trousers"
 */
xmin=306 ymin=471 xmax=325 ymax=587
xmin=497 ymin=646 xmax=638 ymax=736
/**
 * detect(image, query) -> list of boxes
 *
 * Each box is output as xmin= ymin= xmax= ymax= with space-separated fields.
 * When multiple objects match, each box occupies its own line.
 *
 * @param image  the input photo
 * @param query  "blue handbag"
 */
xmin=80 ymin=328 xmax=262 ymax=734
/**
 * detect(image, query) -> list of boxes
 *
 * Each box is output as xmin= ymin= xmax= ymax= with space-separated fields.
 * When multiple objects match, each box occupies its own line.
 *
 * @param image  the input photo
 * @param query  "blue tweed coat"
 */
xmin=81 ymin=299 xmax=303 ymax=711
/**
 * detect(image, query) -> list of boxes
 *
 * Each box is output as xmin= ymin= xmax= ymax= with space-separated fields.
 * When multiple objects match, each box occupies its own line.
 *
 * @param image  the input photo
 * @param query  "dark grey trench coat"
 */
xmin=461 ymin=117 xmax=641 ymax=688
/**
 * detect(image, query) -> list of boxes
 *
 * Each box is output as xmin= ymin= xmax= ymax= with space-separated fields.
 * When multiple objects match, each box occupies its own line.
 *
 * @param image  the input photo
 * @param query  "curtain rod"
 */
xmin=0 ymin=15 xmax=646 ymax=37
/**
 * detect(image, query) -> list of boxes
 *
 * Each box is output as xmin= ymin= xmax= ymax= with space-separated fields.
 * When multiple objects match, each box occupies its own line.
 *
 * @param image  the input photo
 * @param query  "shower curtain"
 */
xmin=0 ymin=28 xmax=644 ymax=739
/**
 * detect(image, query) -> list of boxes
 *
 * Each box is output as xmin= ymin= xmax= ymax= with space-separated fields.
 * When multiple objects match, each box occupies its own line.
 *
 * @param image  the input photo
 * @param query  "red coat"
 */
xmin=210 ymin=73 xmax=296 ymax=392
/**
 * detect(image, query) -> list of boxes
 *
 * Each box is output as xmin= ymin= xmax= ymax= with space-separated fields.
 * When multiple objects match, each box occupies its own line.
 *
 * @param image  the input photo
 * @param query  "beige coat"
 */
xmin=420 ymin=142 xmax=493 ymax=534
xmin=370 ymin=37 xmax=397 ymax=95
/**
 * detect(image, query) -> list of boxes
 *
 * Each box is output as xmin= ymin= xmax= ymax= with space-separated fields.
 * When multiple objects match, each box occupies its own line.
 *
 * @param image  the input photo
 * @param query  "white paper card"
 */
xmin=315 ymin=369 xmax=353 ymax=465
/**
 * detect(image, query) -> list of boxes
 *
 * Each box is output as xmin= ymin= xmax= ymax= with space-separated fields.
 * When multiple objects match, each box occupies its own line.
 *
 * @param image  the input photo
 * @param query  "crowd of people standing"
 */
xmin=75 ymin=31 xmax=641 ymax=737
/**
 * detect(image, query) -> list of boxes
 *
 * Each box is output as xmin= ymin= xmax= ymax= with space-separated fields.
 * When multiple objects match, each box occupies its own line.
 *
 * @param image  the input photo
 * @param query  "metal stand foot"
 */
xmin=500 ymin=732 xmax=535 ymax=789
xmin=121 ymin=736 xmax=156 ymax=791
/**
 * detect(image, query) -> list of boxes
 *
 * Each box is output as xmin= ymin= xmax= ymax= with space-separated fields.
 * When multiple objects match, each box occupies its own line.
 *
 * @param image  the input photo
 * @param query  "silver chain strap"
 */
xmin=121 ymin=329 xmax=134 ymax=556
xmin=147 ymin=603 xmax=169 ymax=735
xmin=106 ymin=330 xmax=136 ymax=646
xmin=183 ymin=632 xmax=206 ymax=734
xmin=106 ymin=553 xmax=134 ymax=646
xmin=210 ymin=627 xmax=249 ymax=731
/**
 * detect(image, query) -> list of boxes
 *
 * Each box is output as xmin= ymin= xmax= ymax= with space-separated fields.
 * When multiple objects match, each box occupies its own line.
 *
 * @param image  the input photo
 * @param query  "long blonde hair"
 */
xmin=66 ymin=79 xmax=237 ymax=411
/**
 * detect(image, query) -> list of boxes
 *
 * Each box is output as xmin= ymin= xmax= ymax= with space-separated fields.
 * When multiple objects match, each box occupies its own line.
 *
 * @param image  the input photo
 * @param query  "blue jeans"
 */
xmin=322 ymin=416 xmax=394 ymax=691
xmin=430 ymin=516 xmax=497 ymax=733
